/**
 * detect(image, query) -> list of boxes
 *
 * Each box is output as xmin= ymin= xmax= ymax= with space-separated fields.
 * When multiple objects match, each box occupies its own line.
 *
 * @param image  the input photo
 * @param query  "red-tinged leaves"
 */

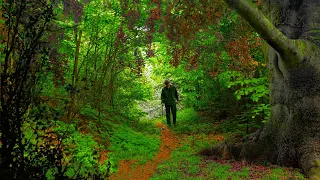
xmin=225 ymin=36 xmax=260 ymax=73
xmin=255 ymin=0 xmax=262 ymax=7
xmin=151 ymin=0 xmax=161 ymax=4
xmin=170 ymin=48 xmax=180 ymax=67
xmin=150 ymin=7 xmax=161 ymax=20
xmin=126 ymin=10 xmax=140 ymax=30
xmin=157 ymin=0 xmax=226 ymax=67
xmin=117 ymin=27 xmax=125 ymax=42
xmin=216 ymin=31 xmax=224 ymax=42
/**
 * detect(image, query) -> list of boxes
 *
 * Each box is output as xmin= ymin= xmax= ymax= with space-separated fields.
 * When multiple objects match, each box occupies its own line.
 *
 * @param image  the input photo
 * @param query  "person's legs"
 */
xmin=172 ymin=104 xmax=177 ymax=125
xmin=165 ymin=104 xmax=171 ymax=125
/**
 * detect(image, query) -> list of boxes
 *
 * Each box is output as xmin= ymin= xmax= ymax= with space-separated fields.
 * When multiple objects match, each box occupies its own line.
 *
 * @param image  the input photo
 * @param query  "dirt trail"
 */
xmin=109 ymin=122 xmax=180 ymax=180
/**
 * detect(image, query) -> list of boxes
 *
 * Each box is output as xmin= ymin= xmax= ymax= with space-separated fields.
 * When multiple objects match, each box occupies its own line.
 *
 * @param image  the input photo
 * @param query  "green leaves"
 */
xmin=222 ymin=71 xmax=270 ymax=124
xmin=51 ymin=121 xmax=106 ymax=178
xmin=251 ymin=103 xmax=270 ymax=122
xmin=228 ymin=75 xmax=269 ymax=103
xmin=218 ymin=71 xmax=242 ymax=89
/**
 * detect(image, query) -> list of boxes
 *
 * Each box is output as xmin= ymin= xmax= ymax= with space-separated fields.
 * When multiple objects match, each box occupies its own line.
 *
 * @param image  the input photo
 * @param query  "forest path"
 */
xmin=109 ymin=122 xmax=180 ymax=180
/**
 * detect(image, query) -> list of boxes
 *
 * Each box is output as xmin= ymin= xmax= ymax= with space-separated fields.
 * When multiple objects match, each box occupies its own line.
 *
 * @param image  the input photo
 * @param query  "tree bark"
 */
xmin=67 ymin=27 xmax=82 ymax=121
xmin=222 ymin=0 xmax=320 ymax=178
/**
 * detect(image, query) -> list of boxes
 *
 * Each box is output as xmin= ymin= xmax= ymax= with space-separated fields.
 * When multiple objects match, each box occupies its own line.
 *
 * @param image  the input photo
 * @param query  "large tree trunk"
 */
xmin=222 ymin=0 xmax=320 ymax=178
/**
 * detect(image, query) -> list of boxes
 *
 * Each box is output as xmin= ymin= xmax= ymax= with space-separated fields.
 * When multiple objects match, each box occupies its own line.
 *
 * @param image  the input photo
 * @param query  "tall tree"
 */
xmin=222 ymin=0 xmax=320 ymax=178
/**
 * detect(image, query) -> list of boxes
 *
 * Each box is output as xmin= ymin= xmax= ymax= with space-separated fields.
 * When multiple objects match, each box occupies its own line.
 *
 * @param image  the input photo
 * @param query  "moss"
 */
xmin=260 ymin=1 xmax=281 ymax=26
xmin=309 ymin=160 xmax=320 ymax=180
xmin=308 ymin=30 xmax=320 ymax=33
xmin=261 ymin=41 xmax=273 ymax=80
xmin=293 ymin=40 xmax=312 ymax=57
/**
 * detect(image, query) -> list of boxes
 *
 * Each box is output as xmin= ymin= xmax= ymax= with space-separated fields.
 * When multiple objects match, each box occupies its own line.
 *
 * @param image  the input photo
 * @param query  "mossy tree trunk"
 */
xmin=223 ymin=0 xmax=320 ymax=178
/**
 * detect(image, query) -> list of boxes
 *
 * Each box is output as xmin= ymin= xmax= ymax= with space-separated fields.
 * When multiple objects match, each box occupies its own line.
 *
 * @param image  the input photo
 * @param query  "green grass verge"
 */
xmin=107 ymin=125 xmax=160 ymax=174
xmin=150 ymin=143 xmax=203 ymax=180
xmin=161 ymin=108 xmax=214 ymax=135
xmin=205 ymin=163 xmax=249 ymax=179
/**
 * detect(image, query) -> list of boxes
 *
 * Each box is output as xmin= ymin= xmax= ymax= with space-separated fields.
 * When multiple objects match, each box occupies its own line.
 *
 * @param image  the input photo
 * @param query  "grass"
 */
xmin=75 ymin=105 xmax=163 ymax=174
xmin=151 ymin=140 xmax=305 ymax=180
xmin=107 ymin=125 xmax=161 ymax=173
xmin=205 ymin=163 xmax=249 ymax=179
xmin=149 ymin=143 xmax=203 ymax=180
xmin=264 ymin=168 xmax=305 ymax=180
xmin=150 ymin=108 xmax=305 ymax=180
xmin=101 ymin=107 xmax=305 ymax=179
xmin=160 ymin=108 xmax=215 ymax=135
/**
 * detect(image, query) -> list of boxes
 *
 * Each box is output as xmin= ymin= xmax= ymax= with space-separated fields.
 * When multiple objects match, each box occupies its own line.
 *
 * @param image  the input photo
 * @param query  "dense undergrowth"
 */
xmin=19 ymin=101 xmax=161 ymax=179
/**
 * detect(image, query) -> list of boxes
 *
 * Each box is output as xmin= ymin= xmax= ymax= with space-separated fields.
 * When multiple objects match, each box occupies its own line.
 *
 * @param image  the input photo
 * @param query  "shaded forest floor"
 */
xmin=108 ymin=108 xmax=305 ymax=180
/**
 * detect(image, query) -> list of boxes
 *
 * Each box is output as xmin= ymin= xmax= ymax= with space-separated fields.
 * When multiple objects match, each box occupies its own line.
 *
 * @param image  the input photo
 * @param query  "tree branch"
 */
xmin=223 ymin=0 xmax=305 ymax=68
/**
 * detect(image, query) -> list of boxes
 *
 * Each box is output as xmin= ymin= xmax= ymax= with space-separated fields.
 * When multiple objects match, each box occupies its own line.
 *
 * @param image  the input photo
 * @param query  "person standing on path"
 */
xmin=161 ymin=80 xmax=179 ymax=126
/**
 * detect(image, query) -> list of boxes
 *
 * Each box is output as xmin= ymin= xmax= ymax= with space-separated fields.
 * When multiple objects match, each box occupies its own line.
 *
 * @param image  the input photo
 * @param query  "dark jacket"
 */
xmin=161 ymin=85 xmax=179 ymax=105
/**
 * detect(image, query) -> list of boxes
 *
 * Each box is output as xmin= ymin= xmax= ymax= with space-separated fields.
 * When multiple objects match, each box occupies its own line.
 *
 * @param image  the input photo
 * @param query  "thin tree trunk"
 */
xmin=67 ymin=27 xmax=82 ymax=121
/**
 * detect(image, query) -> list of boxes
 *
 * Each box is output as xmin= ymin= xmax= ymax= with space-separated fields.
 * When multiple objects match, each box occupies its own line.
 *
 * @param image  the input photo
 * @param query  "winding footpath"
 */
xmin=109 ymin=122 xmax=180 ymax=180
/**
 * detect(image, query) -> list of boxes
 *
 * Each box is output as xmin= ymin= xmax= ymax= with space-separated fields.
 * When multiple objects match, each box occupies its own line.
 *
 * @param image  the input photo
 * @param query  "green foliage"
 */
xmin=52 ymin=121 xmax=108 ymax=178
xmin=80 ymin=105 xmax=103 ymax=120
xmin=252 ymin=103 xmax=270 ymax=123
xmin=170 ymin=108 xmax=213 ymax=135
xmin=208 ymin=71 xmax=271 ymax=135
xmin=229 ymin=77 xmax=269 ymax=102
xmin=229 ymin=74 xmax=270 ymax=124
xmin=169 ymin=66 xmax=210 ymax=109
xmin=149 ymin=39 xmax=219 ymax=110
xmin=218 ymin=71 xmax=242 ymax=89
xmin=21 ymin=116 xmax=108 ymax=179
xmin=1 ymin=0 xmax=310 ymax=178
xmin=130 ymin=119 xmax=161 ymax=136
xmin=107 ymin=126 xmax=160 ymax=173
xmin=114 ymin=69 xmax=153 ymax=115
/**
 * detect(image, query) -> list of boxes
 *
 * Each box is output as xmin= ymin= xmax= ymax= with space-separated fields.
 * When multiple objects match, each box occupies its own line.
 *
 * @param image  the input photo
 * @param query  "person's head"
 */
xmin=164 ymin=80 xmax=170 ymax=87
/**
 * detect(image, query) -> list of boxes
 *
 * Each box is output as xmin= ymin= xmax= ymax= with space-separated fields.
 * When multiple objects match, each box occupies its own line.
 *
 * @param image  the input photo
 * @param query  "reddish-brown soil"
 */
xmin=109 ymin=122 xmax=180 ymax=180
xmin=99 ymin=150 xmax=108 ymax=164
